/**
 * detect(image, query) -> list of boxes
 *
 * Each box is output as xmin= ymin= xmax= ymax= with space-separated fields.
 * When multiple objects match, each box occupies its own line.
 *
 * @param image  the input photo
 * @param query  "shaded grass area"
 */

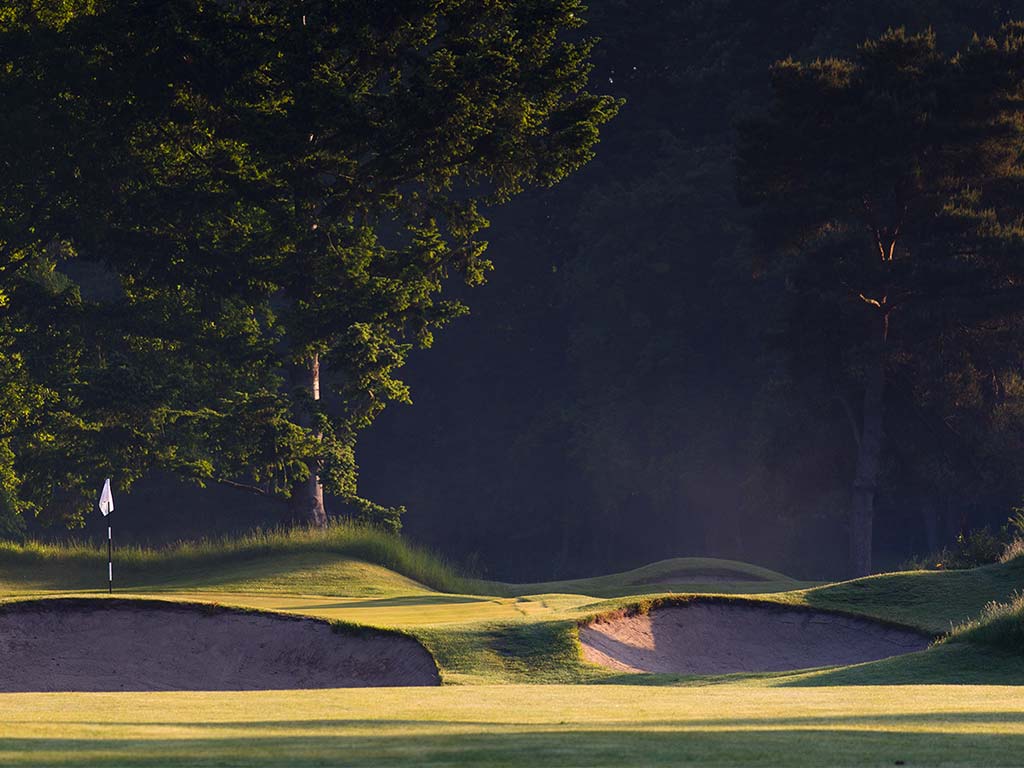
xmin=947 ymin=591 xmax=1024 ymax=653
xmin=1 ymin=685 xmax=1023 ymax=767
xmin=784 ymin=644 xmax=1024 ymax=687
xmin=414 ymin=619 xmax=595 ymax=685
xmin=8 ymin=731 xmax=1024 ymax=768
xmin=471 ymin=557 xmax=806 ymax=598
xmin=803 ymin=557 xmax=1024 ymax=633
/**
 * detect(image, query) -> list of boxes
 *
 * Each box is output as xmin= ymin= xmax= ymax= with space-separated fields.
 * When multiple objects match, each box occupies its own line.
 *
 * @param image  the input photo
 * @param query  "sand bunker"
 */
xmin=0 ymin=599 xmax=439 ymax=692
xmin=580 ymin=601 xmax=931 ymax=675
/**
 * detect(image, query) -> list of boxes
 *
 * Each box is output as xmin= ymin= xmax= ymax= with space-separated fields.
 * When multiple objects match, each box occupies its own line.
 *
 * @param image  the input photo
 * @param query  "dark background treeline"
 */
xmin=59 ymin=0 xmax=1024 ymax=580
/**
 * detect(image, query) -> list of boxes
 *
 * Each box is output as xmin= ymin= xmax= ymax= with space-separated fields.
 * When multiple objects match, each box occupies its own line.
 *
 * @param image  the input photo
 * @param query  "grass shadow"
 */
xmin=2 ymin=728 xmax=1023 ymax=766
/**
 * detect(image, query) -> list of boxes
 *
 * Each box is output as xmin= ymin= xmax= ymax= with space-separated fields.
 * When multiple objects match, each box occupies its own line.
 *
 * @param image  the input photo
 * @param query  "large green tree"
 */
xmin=738 ymin=25 xmax=1024 ymax=575
xmin=1 ymin=0 xmax=618 ymax=529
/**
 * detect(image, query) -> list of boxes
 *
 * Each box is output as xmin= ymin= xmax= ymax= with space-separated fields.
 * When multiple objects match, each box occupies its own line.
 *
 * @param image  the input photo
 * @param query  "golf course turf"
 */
xmin=0 ymin=524 xmax=1022 ymax=766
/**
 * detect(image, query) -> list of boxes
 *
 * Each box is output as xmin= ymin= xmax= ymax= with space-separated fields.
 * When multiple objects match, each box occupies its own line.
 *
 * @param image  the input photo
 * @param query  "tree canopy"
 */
xmin=0 ymin=0 xmax=618 ymax=530
xmin=738 ymin=24 xmax=1024 ymax=574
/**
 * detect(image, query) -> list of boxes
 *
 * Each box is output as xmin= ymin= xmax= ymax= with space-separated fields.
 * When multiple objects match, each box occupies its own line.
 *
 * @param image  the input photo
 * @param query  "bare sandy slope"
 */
xmin=579 ymin=601 xmax=931 ymax=675
xmin=0 ymin=599 xmax=439 ymax=691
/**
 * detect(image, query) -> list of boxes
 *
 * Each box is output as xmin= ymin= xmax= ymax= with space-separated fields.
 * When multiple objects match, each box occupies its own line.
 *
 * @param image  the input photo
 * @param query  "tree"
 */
xmin=351 ymin=0 xmax=1019 ymax=580
xmin=738 ymin=25 xmax=1024 ymax=575
xmin=1 ymin=0 xmax=619 ymax=529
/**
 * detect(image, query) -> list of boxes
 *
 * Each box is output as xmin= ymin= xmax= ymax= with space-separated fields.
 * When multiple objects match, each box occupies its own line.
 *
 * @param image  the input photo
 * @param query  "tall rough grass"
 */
xmin=0 ymin=521 xmax=468 ymax=592
xmin=947 ymin=591 xmax=1024 ymax=654
xmin=1002 ymin=537 xmax=1024 ymax=564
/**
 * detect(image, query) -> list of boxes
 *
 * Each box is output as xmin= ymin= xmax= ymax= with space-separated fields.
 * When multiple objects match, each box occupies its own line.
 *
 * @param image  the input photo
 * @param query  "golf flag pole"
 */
xmin=99 ymin=478 xmax=114 ymax=593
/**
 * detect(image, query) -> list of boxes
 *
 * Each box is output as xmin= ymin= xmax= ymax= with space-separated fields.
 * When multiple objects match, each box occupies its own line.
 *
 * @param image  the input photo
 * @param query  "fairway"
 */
xmin=3 ymin=685 xmax=1024 ymax=767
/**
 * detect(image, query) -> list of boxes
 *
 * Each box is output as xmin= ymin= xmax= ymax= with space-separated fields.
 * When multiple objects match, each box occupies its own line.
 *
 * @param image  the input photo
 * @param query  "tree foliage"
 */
xmin=354 ymin=1 xmax=1024 ymax=580
xmin=0 ymin=0 xmax=618 ymax=530
xmin=738 ymin=24 xmax=1024 ymax=573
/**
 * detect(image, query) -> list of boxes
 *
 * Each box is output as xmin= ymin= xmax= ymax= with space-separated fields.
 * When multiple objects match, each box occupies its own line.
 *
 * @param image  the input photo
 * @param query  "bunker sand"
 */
xmin=0 ymin=599 xmax=440 ymax=691
xmin=580 ymin=601 xmax=931 ymax=675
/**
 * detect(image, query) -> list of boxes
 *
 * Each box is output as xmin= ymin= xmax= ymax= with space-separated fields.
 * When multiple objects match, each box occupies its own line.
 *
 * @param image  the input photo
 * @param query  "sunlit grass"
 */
xmin=1001 ymin=536 xmax=1024 ymax=563
xmin=800 ymin=556 xmax=1024 ymax=633
xmin=947 ymin=591 xmax=1024 ymax=653
xmin=1 ymin=685 xmax=1023 ymax=767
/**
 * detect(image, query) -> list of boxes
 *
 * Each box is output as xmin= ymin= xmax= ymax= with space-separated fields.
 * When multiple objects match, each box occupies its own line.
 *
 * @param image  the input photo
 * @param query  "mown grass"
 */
xmin=471 ymin=557 xmax=806 ymax=598
xmin=782 ymin=643 xmax=1024 ymax=687
xmin=1 ymin=685 xmax=1023 ymax=767
xmin=801 ymin=556 xmax=1024 ymax=633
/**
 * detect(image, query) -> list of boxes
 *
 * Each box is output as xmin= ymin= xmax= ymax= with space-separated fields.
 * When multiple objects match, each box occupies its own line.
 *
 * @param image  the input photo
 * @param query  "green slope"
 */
xmin=0 ymin=523 xmax=460 ymax=597
xmin=802 ymin=556 xmax=1024 ymax=633
xmin=0 ymin=529 xmax=806 ymax=600
xmin=470 ymin=557 xmax=807 ymax=598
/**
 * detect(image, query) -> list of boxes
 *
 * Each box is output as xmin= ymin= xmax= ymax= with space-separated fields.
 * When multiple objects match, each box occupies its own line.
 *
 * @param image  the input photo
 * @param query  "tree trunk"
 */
xmin=289 ymin=353 xmax=328 ymax=528
xmin=848 ymin=313 xmax=887 ymax=577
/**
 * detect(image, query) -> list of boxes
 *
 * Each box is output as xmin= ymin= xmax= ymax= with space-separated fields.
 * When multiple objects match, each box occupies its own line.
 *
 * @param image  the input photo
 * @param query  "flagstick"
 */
xmin=107 ymin=517 xmax=112 ymax=594
xmin=99 ymin=477 xmax=114 ymax=593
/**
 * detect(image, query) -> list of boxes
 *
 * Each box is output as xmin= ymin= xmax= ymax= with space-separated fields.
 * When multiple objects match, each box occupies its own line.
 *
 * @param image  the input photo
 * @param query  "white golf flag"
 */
xmin=99 ymin=478 xmax=114 ymax=517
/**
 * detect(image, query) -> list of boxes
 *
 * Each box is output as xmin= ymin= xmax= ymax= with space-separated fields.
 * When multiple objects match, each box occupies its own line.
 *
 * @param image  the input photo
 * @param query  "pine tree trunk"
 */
xmin=289 ymin=353 xmax=328 ymax=528
xmin=848 ymin=313 xmax=887 ymax=577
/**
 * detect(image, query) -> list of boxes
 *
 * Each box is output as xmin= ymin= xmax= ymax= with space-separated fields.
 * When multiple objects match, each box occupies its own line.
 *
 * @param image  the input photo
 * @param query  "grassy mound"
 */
xmin=946 ymin=592 xmax=1024 ymax=654
xmin=473 ymin=557 xmax=802 ymax=598
xmin=0 ymin=522 xmax=465 ymax=596
xmin=0 ymin=530 xmax=804 ymax=601
xmin=802 ymin=556 xmax=1024 ymax=633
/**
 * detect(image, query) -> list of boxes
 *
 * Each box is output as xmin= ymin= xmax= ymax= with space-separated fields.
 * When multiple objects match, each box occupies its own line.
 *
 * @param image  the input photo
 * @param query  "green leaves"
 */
xmin=0 ymin=0 xmax=617 ymax=531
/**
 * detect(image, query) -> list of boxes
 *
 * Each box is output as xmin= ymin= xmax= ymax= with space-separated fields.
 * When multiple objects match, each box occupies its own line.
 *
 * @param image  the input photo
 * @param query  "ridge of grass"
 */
xmin=802 ymin=556 xmax=1024 ymax=633
xmin=468 ymin=557 xmax=804 ymax=598
xmin=0 ymin=521 xmax=468 ymax=596
xmin=946 ymin=591 xmax=1024 ymax=654
xmin=0 ymin=529 xmax=807 ymax=601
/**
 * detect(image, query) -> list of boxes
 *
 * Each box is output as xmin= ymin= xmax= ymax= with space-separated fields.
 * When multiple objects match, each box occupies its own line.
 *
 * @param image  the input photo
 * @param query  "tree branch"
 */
xmin=213 ymin=477 xmax=273 ymax=497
